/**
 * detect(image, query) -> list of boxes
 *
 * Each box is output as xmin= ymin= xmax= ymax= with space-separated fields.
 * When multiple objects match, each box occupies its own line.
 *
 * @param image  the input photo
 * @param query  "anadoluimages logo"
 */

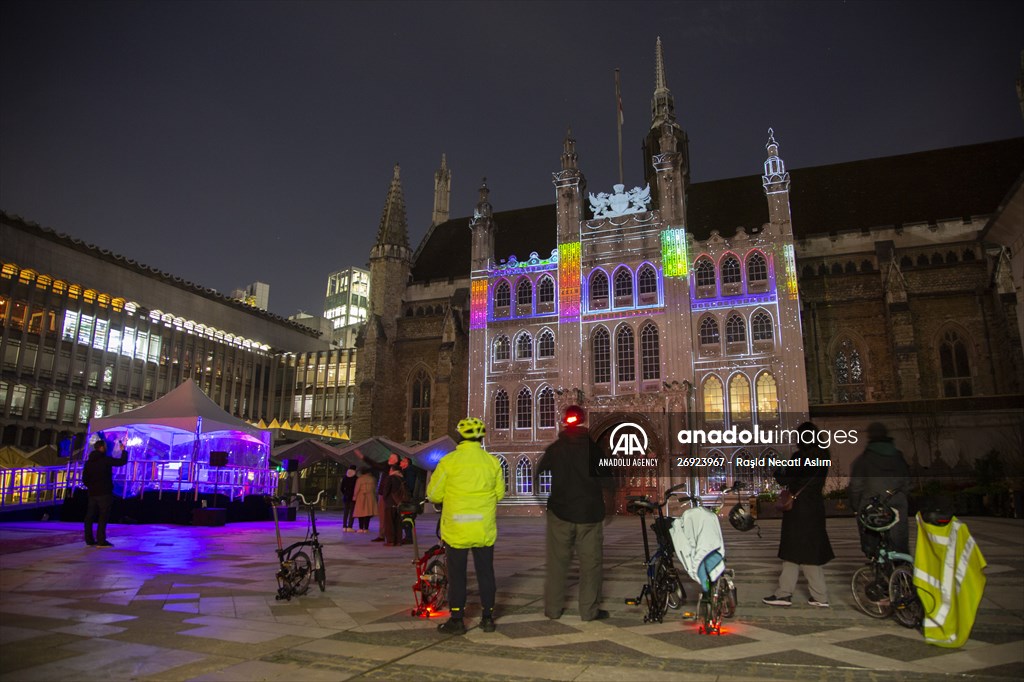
xmin=609 ymin=422 xmax=649 ymax=456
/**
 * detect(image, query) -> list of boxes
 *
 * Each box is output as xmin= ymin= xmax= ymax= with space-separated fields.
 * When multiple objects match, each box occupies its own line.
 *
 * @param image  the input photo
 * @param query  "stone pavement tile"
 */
xmin=574 ymin=664 xmax=721 ymax=681
xmin=0 ymin=633 xmax=87 ymax=675
xmin=164 ymin=601 xmax=200 ymax=614
xmin=969 ymin=628 xmax=1024 ymax=645
xmin=294 ymin=638 xmax=414 ymax=660
xmin=402 ymin=648 xmax=587 ymax=681
xmin=1 ymin=639 xmax=206 ymax=682
xmin=0 ymin=624 xmax=48 ymax=645
xmin=650 ymin=627 xmax=757 ymax=649
xmin=139 ymin=655 xmax=244 ymax=682
xmin=493 ymin=619 xmax=580 ymax=639
xmin=52 ymin=621 xmax=128 ymax=637
xmin=737 ymin=650 xmax=865 ymax=668
xmin=971 ymin=661 xmax=1024 ymax=679
xmin=178 ymin=625 xmax=284 ymax=643
xmin=326 ymin=626 xmax=444 ymax=649
xmin=187 ymin=659 xmax=356 ymax=682
xmin=836 ymin=633 xmax=959 ymax=661
xmin=106 ymin=625 xmax=312 ymax=658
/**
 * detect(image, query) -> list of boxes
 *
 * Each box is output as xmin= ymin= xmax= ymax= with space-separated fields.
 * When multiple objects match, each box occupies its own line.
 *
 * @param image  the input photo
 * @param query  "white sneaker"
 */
xmin=808 ymin=599 xmax=830 ymax=608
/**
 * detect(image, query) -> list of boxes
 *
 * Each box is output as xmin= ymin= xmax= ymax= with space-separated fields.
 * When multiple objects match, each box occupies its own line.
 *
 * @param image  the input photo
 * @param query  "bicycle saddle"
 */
xmin=398 ymin=502 xmax=421 ymax=515
xmin=627 ymin=499 xmax=657 ymax=513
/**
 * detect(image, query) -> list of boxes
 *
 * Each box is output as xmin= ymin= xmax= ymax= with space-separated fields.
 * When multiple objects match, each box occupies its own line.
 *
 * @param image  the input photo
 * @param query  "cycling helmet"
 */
xmin=858 ymin=500 xmax=899 ymax=532
xmin=562 ymin=405 xmax=586 ymax=427
xmin=457 ymin=417 xmax=486 ymax=441
xmin=728 ymin=503 xmax=756 ymax=532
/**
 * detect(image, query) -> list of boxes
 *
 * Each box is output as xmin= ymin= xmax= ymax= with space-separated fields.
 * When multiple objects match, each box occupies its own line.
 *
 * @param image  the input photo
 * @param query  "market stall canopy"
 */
xmin=0 ymin=446 xmax=34 ymax=468
xmin=89 ymin=379 xmax=264 ymax=438
xmin=332 ymin=435 xmax=457 ymax=472
xmin=271 ymin=439 xmax=363 ymax=470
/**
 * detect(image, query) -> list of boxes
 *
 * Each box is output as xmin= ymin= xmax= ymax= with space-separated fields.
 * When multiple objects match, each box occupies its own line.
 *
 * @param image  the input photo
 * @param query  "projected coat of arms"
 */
xmin=588 ymin=183 xmax=652 ymax=218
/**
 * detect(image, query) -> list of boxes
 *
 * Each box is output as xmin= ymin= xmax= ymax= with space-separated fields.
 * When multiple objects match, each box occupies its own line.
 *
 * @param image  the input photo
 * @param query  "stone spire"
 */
xmin=561 ymin=128 xmax=578 ymax=171
xmin=375 ymin=163 xmax=410 ymax=249
xmin=432 ymin=154 xmax=451 ymax=226
xmin=469 ymin=177 xmax=495 ymax=271
xmin=650 ymin=36 xmax=676 ymax=129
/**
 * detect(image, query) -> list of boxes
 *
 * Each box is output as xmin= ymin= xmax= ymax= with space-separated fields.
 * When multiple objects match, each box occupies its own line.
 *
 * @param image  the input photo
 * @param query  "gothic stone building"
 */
xmin=353 ymin=41 xmax=1024 ymax=509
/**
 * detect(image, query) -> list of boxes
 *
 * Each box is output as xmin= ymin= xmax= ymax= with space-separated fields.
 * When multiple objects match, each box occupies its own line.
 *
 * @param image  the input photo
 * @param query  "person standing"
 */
xmin=352 ymin=467 xmax=378 ymax=534
xmin=400 ymin=457 xmax=420 ymax=543
xmin=380 ymin=464 xmax=409 ymax=546
xmin=763 ymin=422 xmax=835 ymax=608
xmin=849 ymin=422 xmax=911 ymax=556
xmin=339 ymin=465 xmax=358 ymax=533
xmin=372 ymin=453 xmax=400 ymax=542
xmin=536 ymin=405 xmax=611 ymax=621
xmin=82 ymin=433 xmax=128 ymax=547
xmin=427 ymin=417 xmax=505 ymax=635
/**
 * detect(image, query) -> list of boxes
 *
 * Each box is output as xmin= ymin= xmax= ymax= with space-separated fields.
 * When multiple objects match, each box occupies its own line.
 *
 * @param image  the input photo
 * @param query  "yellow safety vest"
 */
xmin=912 ymin=513 xmax=987 ymax=648
xmin=426 ymin=440 xmax=505 ymax=549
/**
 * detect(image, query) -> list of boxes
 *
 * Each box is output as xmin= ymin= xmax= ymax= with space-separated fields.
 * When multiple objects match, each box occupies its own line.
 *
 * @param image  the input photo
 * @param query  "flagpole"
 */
xmin=615 ymin=69 xmax=624 ymax=186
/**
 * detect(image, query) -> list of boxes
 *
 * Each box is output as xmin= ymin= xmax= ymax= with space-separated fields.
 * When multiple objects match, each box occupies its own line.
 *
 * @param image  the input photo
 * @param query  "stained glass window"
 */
xmin=939 ymin=329 xmax=972 ymax=397
xmin=834 ymin=338 xmax=865 ymax=402
xmin=592 ymin=327 xmax=610 ymax=383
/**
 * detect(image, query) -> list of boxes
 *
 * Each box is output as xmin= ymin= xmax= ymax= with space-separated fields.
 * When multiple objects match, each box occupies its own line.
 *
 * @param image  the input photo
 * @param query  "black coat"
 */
xmin=536 ymin=426 xmax=609 ymax=524
xmin=775 ymin=446 xmax=834 ymax=566
xmin=82 ymin=448 xmax=128 ymax=497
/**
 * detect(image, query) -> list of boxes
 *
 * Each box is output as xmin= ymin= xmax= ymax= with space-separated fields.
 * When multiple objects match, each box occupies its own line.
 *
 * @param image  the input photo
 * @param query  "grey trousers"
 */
xmin=776 ymin=561 xmax=829 ymax=602
xmin=545 ymin=510 xmax=604 ymax=620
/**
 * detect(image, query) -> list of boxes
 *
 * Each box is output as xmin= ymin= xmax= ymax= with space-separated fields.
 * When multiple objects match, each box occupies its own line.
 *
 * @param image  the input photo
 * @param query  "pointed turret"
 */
xmin=762 ymin=128 xmax=793 ymax=233
xmin=642 ymin=37 xmax=690 ymax=209
xmin=561 ymin=127 xmax=578 ymax=171
xmin=552 ymin=129 xmax=586 ymax=244
xmin=432 ymin=154 xmax=451 ymax=226
xmin=374 ymin=163 xmax=410 ymax=249
xmin=469 ymin=177 xmax=495 ymax=271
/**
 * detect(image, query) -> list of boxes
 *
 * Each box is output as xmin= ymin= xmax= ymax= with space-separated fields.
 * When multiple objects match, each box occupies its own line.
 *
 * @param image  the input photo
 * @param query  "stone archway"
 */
xmin=590 ymin=411 xmax=665 ymax=515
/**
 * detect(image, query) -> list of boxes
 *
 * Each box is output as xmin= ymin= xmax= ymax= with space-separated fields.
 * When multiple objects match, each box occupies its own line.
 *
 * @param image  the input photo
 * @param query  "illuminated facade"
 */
xmin=355 ymin=39 xmax=1023 ymax=511
xmin=0 ymin=213 xmax=357 ymax=447
xmin=324 ymin=267 xmax=369 ymax=333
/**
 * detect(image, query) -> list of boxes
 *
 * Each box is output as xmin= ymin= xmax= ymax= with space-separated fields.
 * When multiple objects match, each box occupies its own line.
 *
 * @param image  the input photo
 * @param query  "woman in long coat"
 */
xmin=763 ymin=422 xmax=835 ymax=608
xmin=352 ymin=468 xmax=378 ymax=534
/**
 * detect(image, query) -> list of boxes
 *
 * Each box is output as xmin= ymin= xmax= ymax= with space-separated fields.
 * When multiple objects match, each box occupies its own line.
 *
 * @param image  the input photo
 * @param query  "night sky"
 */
xmin=2 ymin=1 xmax=1022 ymax=318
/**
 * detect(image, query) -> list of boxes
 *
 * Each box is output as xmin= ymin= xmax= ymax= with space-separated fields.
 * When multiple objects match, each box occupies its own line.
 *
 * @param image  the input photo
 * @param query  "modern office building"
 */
xmin=324 ymin=267 xmax=370 ymax=334
xmin=0 ymin=213 xmax=359 ymax=447
xmin=230 ymin=281 xmax=270 ymax=311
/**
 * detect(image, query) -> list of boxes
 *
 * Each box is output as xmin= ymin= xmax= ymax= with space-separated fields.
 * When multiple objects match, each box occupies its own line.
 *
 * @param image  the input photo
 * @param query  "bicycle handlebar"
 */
xmin=271 ymin=490 xmax=325 ymax=507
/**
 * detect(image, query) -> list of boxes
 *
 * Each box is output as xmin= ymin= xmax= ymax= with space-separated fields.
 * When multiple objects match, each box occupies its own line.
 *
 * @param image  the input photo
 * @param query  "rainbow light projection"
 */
xmin=661 ymin=228 xmax=688 ymax=277
xmin=470 ymin=278 xmax=488 ymax=330
xmin=558 ymin=241 xmax=581 ymax=322
xmin=783 ymin=244 xmax=798 ymax=300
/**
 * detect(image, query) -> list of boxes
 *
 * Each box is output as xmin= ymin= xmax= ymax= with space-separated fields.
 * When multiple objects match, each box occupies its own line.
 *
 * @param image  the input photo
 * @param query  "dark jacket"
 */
xmin=849 ymin=439 xmax=910 ymax=512
xmin=339 ymin=474 xmax=357 ymax=502
xmin=775 ymin=446 xmax=834 ymax=565
xmin=537 ymin=426 xmax=608 ymax=524
xmin=82 ymin=447 xmax=128 ymax=497
xmin=380 ymin=471 xmax=409 ymax=507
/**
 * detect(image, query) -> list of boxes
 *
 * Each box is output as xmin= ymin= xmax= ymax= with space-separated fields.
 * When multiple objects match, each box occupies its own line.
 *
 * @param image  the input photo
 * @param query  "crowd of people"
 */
xmin=83 ymin=413 xmax=917 ymax=637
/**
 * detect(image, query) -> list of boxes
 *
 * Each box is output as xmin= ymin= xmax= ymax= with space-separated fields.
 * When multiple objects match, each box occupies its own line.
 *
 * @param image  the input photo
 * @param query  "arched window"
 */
xmin=515 ymin=458 xmax=534 ymax=495
xmin=515 ymin=332 xmax=533 ymax=360
xmin=538 ymin=468 xmax=552 ymax=494
xmin=516 ymin=278 xmax=533 ymax=307
xmin=939 ymin=329 xmax=972 ymax=397
xmin=410 ymin=369 xmax=431 ymax=441
xmin=638 ymin=265 xmax=658 ymax=296
xmin=751 ymin=311 xmax=773 ymax=341
xmin=537 ymin=329 xmax=555 ymax=358
xmin=721 ymin=255 xmax=741 ymax=284
xmin=729 ymin=374 xmax=751 ymax=420
xmin=702 ymin=375 xmax=724 ymax=421
xmin=616 ymin=325 xmax=635 ymax=382
xmin=614 ymin=268 xmax=633 ymax=299
xmin=746 ymin=252 xmax=767 ymax=282
xmin=590 ymin=271 xmax=609 ymax=308
xmin=640 ymin=323 xmax=660 ymax=380
xmin=699 ymin=316 xmax=720 ymax=345
xmin=592 ymin=327 xmax=610 ymax=383
xmin=493 ymin=389 xmax=510 ymax=429
xmin=695 ymin=258 xmax=715 ymax=287
xmin=493 ymin=335 xmax=510 ymax=362
xmin=496 ymin=455 xmax=511 ymax=494
xmin=537 ymin=275 xmax=555 ymax=304
xmin=516 ymin=388 xmax=532 ymax=429
xmin=756 ymin=373 xmax=778 ymax=418
xmin=494 ymin=281 xmax=511 ymax=309
xmin=725 ymin=314 xmax=746 ymax=344
xmin=833 ymin=337 xmax=865 ymax=402
xmin=537 ymin=387 xmax=556 ymax=428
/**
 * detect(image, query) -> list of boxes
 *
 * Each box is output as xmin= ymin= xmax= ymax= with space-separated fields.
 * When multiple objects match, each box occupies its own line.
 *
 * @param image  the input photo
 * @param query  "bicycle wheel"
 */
xmin=645 ymin=570 xmax=668 ymax=623
xmin=656 ymin=558 xmax=686 ymax=610
xmin=889 ymin=565 xmax=923 ymax=629
xmin=722 ymin=576 xmax=737 ymax=618
xmin=851 ymin=565 xmax=891 ymax=618
xmin=290 ymin=550 xmax=312 ymax=596
xmin=697 ymin=591 xmax=713 ymax=634
xmin=314 ymin=546 xmax=326 ymax=592
xmin=421 ymin=557 xmax=448 ymax=612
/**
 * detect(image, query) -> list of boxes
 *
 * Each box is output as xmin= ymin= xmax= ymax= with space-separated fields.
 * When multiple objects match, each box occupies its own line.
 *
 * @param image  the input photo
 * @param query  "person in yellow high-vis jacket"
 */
xmin=427 ymin=417 xmax=505 ymax=635
xmin=913 ymin=512 xmax=987 ymax=648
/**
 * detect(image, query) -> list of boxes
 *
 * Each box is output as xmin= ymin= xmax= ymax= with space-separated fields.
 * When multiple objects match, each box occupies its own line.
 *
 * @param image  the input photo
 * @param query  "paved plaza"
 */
xmin=0 ymin=511 xmax=1021 ymax=682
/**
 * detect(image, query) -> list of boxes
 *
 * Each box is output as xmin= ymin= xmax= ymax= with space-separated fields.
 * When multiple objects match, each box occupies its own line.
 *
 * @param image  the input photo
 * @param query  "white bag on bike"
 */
xmin=670 ymin=507 xmax=725 ymax=588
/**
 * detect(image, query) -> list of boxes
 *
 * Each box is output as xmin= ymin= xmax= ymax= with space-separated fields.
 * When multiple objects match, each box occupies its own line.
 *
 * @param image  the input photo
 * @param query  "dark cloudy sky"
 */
xmin=2 ymin=1 xmax=1022 ymax=318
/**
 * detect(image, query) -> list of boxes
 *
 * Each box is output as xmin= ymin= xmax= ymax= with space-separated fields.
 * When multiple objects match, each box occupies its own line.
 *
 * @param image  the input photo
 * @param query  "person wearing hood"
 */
xmin=536 ymin=405 xmax=612 ymax=621
xmin=849 ymin=422 xmax=911 ymax=556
